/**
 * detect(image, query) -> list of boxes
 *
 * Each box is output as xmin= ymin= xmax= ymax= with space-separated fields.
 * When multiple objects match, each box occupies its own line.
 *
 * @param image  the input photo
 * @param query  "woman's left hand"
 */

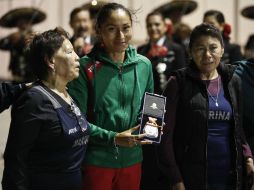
xmin=115 ymin=125 xmax=152 ymax=147
xmin=246 ymin=157 xmax=254 ymax=190
xmin=246 ymin=157 xmax=254 ymax=174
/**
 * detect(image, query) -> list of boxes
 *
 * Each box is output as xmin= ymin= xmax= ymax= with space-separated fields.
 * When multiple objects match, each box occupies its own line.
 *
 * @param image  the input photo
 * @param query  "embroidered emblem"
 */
xmin=84 ymin=61 xmax=102 ymax=80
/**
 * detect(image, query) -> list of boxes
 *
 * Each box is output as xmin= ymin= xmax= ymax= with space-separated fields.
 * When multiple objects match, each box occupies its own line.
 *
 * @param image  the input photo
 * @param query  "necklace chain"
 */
xmin=206 ymin=77 xmax=220 ymax=107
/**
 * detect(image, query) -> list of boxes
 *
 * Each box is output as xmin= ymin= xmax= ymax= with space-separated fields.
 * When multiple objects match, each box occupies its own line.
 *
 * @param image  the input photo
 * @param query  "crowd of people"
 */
xmin=1 ymin=2 xmax=254 ymax=190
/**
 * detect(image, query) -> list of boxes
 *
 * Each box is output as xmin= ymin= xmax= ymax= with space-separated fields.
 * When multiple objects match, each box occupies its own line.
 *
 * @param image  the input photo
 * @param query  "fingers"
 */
xmin=130 ymin=135 xmax=153 ymax=146
xmin=132 ymin=134 xmax=146 ymax=139
xmin=139 ymin=140 xmax=153 ymax=145
xmin=124 ymin=137 xmax=138 ymax=147
xmin=117 ymin=126 xmax=155 ymax=147
xmin=125 ymin=135 xmax=149 ymax=147
xmin=128 ymin=125 xmax=140 ymax=133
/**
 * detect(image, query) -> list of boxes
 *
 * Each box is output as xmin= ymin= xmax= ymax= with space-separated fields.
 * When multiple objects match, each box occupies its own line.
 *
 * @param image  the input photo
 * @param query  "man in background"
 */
xmin=69 ymin=6 xmax=96 ymax=57
xmin=0 ymin=7 xmax=46 ymax=81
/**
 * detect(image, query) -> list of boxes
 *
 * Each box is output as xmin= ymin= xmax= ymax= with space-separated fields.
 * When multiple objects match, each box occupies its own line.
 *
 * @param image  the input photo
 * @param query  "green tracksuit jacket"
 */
xmin=68 ymin=45 xmax=154 ymax=168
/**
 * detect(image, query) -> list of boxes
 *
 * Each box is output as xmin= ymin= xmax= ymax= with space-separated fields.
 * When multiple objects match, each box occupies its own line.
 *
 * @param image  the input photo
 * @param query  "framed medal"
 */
xmin=139 ymin=92 xmax=166 ymax=143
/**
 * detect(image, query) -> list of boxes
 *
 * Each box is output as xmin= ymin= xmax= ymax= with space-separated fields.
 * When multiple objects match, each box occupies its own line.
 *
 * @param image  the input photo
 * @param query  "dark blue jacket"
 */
xmin=235 ymin=58 xmax=254 ymax=154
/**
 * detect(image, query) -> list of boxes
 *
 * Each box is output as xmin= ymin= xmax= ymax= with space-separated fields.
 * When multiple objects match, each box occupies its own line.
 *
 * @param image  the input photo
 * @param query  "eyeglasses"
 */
xmin=194 ymin=45 xmax=221 ymax=56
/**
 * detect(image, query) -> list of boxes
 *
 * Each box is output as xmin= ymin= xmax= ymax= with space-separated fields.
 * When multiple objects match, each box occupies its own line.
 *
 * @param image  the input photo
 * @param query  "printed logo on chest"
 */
xmin=72 ymin=135 xmax=89 ymax=148
xmin=69 ymin=127 xmax=78 ymax=134
xmin=209 ymin=110 xmax=230 ymax=120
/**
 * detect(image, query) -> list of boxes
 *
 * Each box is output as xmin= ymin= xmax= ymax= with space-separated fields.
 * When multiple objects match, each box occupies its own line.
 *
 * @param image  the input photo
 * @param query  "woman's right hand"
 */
xmin=172 ymin=182 xmax=185 ymax=190
xmin=114 ymin=125 xmax=152 ymax=147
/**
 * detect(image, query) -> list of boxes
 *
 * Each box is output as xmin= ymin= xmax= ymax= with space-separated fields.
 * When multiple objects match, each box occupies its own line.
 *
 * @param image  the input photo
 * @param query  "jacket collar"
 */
xmin=89 ymin=44 xmax=138 ymax=68
xmin=185 ymin=60 xmax=235 ymax=83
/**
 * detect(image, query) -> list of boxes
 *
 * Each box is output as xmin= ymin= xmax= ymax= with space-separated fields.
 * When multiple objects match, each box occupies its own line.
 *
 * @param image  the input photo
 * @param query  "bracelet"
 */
xmin=246 ymin=157 xmax=253 ymax=163
xmin=114 ymin=135 xmax=119 ymax=160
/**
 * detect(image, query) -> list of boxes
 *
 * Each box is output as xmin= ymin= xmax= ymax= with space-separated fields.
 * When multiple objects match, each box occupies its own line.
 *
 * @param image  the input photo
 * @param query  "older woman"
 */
xmin=158 ymin=23 xmax=254 ymax=190
xmin=2 ymin=27 xmax=88 ymax=190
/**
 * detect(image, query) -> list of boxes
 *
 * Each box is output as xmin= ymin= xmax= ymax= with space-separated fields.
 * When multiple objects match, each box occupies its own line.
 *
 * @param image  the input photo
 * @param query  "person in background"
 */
xmin=0 ymin=7 xmax=46 ymax=81
xmin=158 ymin=23 xmax=254 ymax=190
xmin=0 ymin=82 xmax=30 ymax=113
xmin=69 ymin=6 xmax=96 ymax=57
xmin=243 ymin=34 xmax=254 ymax=59
xmin=68 ymin=3 xmax=154 ymax=190
xmin=172 ymin=22 xmax=192 ymax=62
xmin=137 ymin=11 xmax=185 ymax=190
xmin=203 ymin=10 xmax=243 ymax=65
xmin=235 ymin=58 xmax=254 ymax=153
xmin=138 ymin=11 xmax=186 ymax=95
xmin=2 ymin=27 xmax=88 ymax=190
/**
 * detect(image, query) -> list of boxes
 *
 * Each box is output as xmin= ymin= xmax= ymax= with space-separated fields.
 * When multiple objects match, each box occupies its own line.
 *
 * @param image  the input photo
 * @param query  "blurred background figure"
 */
xmin=81 ymin=0 xmax=107 ymax=26
xmin=138 ymin=11 xmax=186 ymax=95
xmin=241 ymin=5 xmax=254 ymax=60
xmin=69 ymin=6 xmax=96 ymax=57
xmin=235 ymin=4 xmax=254 ymax=163
xmin=0 ymin=82 xmax=29 ymax=113
xmin=153 ymin=0 xmax=197 ymax=25
xmin=137 ymin=11 xmax=185 ymax=190
xmin=203 ymin=9 xmax=243 ymax=65
xmin=0 ymin=7 xmax=46 ymax=81
xmin=241 ymin=5 xmax=254 ymax=20
xmin=244 ymin=34 xmax=254 ymax=59
xmin=152 ymin=0 xmax=197 ymax=66
xmin=172 ymin=22 xmax=192 ymax=61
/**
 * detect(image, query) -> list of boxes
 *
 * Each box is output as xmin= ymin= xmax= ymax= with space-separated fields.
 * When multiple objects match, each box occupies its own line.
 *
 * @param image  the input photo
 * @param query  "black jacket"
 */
xmin=158 ymin=62 xmax=251 ymax=189
xmin=0 ymin=82 xmax=26 ymax=113
xmin=69 ymin=35 xmax=97 ymax=58
xmin=138 ymin=37 xmax=186 ymax=94
xmin=222 ymin=38 xmax=243 ymax=65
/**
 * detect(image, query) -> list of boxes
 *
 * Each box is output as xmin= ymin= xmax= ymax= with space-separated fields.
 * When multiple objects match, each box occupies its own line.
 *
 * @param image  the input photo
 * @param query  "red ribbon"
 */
xmin=147 ymin=44 xmax=168 ymax=58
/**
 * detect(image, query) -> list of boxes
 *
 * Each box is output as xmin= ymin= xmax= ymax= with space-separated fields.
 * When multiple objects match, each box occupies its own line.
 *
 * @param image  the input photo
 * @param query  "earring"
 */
xmin=51 ymin=67 xmax=55 ymax=74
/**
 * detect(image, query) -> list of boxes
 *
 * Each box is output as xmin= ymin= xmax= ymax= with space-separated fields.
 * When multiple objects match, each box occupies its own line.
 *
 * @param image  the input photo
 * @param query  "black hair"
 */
xmin=95 ymin=3 xmax=133 ymax=30
xmin=25 ymin=27 xmax=69 ymax=80
xmin=189 ymin=23 xmax=224 ymax=50
xmin=203 ymin=10 xmax=225 ymax=24
xmin=70 ymin=7 xmax=90 ymax=22
xmin=145 ymin=11 xmax=164 ymax=24
xmin=245 ymin=34 xmax=254 ymax=50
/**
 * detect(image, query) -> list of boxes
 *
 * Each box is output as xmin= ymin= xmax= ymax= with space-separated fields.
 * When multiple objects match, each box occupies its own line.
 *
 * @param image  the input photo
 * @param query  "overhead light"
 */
xmin=91 ymin=0 xmax=98 ymax=6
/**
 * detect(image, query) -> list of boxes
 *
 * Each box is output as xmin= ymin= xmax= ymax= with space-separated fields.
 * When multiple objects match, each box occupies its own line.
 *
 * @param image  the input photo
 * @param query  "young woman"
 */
xmin=68 ymin=3 xmax=154 ymax=190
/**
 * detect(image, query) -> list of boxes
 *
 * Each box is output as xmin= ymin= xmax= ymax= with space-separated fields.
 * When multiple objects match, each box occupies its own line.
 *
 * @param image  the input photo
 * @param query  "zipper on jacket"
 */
xmin=118 ymin=65 xmax=127 ymax=166
xmin=205 ymin=89 xmax=209 ymax=190
xmin=119 ymin=65 xmax=126 ymax=129
xmin=119 ymin=65 xmax=124 ymax=121
xmin=118 ymin=65 xmax=128 ymax=127
xmin=114 ymin=137 xmax=119 ymax=160
xmin=228 ymin=83 xmax=239 ymax=189
xmin=119 ymin=66 xmax=122 ymax=75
